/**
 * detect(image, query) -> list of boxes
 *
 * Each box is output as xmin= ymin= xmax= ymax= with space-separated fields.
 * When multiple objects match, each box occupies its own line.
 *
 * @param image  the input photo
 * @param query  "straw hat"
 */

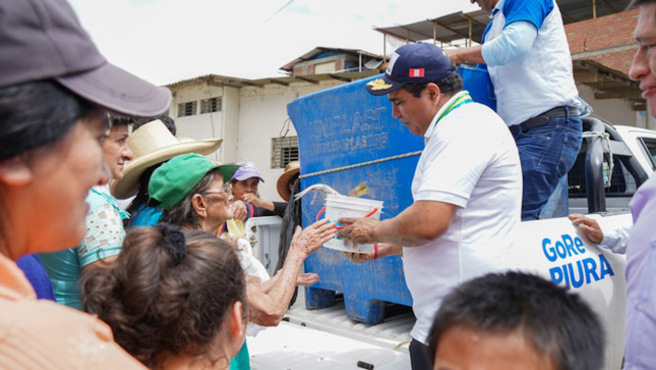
xmin=110 ymin=119 xmax=223 ymax=199
xmin=276 ymin=160 xmax=300 ymax=202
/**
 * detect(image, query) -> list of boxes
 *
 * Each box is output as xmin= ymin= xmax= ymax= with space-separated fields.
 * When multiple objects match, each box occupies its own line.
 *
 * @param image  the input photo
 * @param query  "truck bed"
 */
xmin=249 ymin=287 xmax=413 ymax=369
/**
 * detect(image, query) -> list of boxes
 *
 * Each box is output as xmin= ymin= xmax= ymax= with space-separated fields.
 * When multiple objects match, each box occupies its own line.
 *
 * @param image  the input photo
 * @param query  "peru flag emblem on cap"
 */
xmin=409 ymin=68 xmax=424 ymax=78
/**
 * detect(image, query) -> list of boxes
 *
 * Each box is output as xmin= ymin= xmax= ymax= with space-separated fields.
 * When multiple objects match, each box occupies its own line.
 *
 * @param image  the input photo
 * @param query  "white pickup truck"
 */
xmin=248 ymin=60 xmax=656 ymax=369
xmin=246 ymin=119 xmax=656 ymax=370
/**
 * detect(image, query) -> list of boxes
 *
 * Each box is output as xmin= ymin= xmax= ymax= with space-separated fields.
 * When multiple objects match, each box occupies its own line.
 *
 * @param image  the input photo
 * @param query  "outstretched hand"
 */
xmin=296 ymin=272 xmax=319 ymax=286
xmin=290 ymin=219 xmax=336 ymax=257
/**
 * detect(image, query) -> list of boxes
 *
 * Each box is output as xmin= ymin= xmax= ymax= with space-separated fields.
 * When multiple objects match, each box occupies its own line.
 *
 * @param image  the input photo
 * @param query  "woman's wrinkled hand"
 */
xmin=290 ymin=219 xmax=336 ymax=257
xmin=296 ymin=272 xmax=319 ymax=286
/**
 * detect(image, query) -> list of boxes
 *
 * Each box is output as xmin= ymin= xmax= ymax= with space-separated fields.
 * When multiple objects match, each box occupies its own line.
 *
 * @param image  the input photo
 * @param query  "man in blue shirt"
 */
xmin=447 ymin=0 xmax=582 ymax=220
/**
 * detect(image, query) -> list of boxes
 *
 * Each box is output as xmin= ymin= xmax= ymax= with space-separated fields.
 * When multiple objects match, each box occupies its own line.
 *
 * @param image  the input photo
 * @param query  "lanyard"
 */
xmin=436 ymin=92 xmax=473 ymax=125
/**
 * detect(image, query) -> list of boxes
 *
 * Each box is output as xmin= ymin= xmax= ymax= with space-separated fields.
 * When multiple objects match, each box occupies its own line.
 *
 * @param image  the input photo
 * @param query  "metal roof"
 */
xmin=374 ymin=10 xmax=490 ymax=46
xmin=374 ymin=0 xmax=631 ymax=44
xmin=165 ymin=70 xmax=381 ymax=91
xmin=280 ymin=47 xmax=384 ymax=72
xmin=373 ymin=0 xmax=641 ymax=109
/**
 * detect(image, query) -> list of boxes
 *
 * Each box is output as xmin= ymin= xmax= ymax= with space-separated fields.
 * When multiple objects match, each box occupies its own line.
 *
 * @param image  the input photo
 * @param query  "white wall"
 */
xmin=169 ymin=83 xmax=225 ymax=162
xmin=237 ymin=81 xmax=342 ymax=201
xmin=577 ymin=85 xmax=637 ymax=126
xmin=635 ymin=110 xmax=656 ymax=130
xmin=222 ymin=86 xmax=241 ymax=163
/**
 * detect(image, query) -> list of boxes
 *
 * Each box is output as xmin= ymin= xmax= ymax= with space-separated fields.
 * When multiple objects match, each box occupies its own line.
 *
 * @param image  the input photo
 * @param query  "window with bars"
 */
xmin=271 ymin=136 xmax=299 ymax=169
xmin=200 ymin=97 xmax=222 ymax=114
xmin=568 ymin=142 xmax=639 ymax=199
xmin=177 ymin=101 xmax=197 ymax=117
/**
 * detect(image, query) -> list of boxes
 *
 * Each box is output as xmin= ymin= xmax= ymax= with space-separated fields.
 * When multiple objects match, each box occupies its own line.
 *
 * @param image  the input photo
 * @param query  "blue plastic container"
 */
xmin=288 ymin=66 xmax=496 ymax=324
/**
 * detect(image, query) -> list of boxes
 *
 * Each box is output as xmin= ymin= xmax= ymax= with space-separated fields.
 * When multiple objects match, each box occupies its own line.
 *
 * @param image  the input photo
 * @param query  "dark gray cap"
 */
xmin=0 ymin=0 xmax=171 ymax=118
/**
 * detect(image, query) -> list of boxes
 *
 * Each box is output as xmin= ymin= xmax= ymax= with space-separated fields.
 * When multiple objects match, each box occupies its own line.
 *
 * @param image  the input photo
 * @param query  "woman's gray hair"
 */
xmin=160 ymin=168 xmax=220 ymax=229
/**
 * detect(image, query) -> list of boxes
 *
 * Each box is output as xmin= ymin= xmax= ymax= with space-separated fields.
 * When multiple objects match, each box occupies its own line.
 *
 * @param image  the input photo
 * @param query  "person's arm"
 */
xmin=568 ymin=214 xmax=629 ymax=254
xmin=246 ymin=219 xmax=335 ymax=326
xmin=261 ymin=271 xmax=319 ymax=291
xmin=599 ymin=225 xmax=630 ymax=255
xmin=272 ymin=201 xmax=288 ymax=217
xmin=242 ymin=193 xmax=278 ymax=212
xmin=338 ymin=200 xmax=457 ymax=247
xmin=79 ymin=201 xmax=125 ymax=273
xmin=242 ymin=194 xmax=287 ymax=217
xmin=445 ymin=21 xmax=537 ymax=66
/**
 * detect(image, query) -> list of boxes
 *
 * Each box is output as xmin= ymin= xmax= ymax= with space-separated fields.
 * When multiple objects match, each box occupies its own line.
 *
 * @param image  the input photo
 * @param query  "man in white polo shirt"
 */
xmin=446 ymin=0 xmax=582 ymax=220
xmin=338 ymin=43 xmax=522 ymax=370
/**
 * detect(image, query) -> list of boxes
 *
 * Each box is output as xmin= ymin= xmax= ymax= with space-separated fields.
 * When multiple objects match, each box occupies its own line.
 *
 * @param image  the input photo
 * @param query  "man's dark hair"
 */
xmin=110 ymin=114 xmax=134 ymax=128
xmin=402 ymin=72 xmax=463 ymax=98
xmin=134 ymin=114 xmax=176 ymax=136
xmin=628 ymin=0 xmax=656 ymax=9
xmin=427 ymin=271 xmax=604 ymax=370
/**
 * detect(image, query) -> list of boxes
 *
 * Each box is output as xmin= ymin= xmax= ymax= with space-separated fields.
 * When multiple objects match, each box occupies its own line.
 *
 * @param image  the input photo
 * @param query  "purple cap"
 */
xmin=0 ymin=0 xmax=171 ymax=118
xmin=365 ymin=43 xmax=453 ymax=96
xmin=232 ymin=161 xmax=265 ymax=182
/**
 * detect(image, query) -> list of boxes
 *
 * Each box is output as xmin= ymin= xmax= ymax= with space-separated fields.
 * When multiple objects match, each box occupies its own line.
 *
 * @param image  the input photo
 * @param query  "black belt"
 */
xmin=509 ymin=106 xmax=578 ymax=135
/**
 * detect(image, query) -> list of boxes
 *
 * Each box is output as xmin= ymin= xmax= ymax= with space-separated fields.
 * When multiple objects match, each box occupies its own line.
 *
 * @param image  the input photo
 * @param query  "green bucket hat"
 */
xmin=148 ymin=153 xmax=240 ymax=210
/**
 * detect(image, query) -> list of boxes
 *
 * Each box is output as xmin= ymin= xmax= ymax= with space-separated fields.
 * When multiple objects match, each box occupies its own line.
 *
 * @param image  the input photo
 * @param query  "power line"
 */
xmin=264 ymin=0 xmax=296 ymax=23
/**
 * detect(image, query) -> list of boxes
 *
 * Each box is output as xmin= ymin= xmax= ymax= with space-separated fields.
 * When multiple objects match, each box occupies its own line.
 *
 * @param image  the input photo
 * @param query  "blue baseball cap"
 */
xmin=365 ymin=43 xmax=453 ymax=96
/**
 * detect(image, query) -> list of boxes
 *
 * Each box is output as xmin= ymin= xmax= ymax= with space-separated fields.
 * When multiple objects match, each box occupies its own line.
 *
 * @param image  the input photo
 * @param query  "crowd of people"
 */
xmin=0 ymin=0 xmax=655 ymax=369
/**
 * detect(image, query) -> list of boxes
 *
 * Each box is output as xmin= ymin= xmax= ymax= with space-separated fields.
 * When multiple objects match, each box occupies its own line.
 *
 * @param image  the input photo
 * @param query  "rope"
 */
xmin=299 ymin=151 xmax=423 ymax=179
xmin=582 ymin=131 xmax=613 ymax=188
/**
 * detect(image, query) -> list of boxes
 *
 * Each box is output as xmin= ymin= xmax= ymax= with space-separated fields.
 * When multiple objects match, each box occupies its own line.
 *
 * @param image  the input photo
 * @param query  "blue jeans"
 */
xmin=512 ymin=112 xmax=582 ymax=220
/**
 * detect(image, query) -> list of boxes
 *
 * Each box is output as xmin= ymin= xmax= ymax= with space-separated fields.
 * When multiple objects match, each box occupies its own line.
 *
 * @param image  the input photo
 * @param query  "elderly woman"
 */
xmin=146 ymin=153 xmax=335 ymax=369
xmin=83 ymin=225 xmax=247 ymax=369
xmin=0 ymin=0 xmax=170 ymax=366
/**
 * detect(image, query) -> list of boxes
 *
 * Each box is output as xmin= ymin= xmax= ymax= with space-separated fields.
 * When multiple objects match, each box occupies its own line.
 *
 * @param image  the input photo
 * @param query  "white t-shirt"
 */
xmin=404 ymin=91 xmax=522 ymax=344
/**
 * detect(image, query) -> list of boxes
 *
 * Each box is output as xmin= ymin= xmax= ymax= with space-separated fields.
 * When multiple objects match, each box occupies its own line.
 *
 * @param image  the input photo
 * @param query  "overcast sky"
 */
xmin=68 ymin=0 xmax=480 ymax=86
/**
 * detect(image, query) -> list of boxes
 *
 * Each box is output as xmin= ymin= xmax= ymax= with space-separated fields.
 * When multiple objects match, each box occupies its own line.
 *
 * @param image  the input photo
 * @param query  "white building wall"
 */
xmin=634 ymin=110 xmax=656 ymax=131
xmin=237 ymin=81 xmax=342 ymax=201
xmin=169 ymin=83 xmax=226 ymax=162
xmin=222 ymin=86 xmax=241 ymax=163
xmin=578 ymin=85 xmax=637 ymax=126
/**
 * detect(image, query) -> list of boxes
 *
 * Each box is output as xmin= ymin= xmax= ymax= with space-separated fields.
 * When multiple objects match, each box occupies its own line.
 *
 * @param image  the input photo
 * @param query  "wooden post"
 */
xmin=433 ymin=20 xmax=437 ymax=45
xmin=468 ymin=19 xmax=472 ymax=47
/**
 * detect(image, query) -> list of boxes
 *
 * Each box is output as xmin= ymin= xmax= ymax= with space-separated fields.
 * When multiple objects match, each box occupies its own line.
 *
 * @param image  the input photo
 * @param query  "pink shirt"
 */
xmin=624 ymin=172 xmax=656 ymax=369
xmin=0 ymin=254 xmax=144 ymax=369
